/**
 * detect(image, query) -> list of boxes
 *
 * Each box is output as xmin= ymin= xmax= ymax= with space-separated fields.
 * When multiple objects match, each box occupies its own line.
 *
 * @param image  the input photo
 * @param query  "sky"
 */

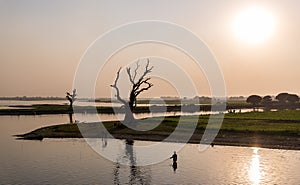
xmin=1 ymin=0 xmax=300 ymax=98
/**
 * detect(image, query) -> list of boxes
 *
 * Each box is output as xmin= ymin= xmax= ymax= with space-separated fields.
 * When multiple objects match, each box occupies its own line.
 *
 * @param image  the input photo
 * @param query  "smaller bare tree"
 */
xmin=66 ymin=89 xmax=77 ymax=123
xmin=111 ymin=59 xmax=153 ymax=125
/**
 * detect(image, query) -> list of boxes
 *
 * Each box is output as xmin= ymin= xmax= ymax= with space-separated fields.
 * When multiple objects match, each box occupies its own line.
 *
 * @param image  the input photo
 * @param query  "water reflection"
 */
xmin=249 ymin=148 xmax=261 ymax=185
xmin=113 ymin=139 xmax=151 ymax=184
xmin=172 ymin=162 xmax=177 ymax=172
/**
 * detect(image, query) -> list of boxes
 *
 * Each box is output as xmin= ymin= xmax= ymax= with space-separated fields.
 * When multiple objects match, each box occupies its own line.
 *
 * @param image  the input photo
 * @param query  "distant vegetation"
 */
xmin=0 ymin=96 xmax=219 ymax=104
xmin=0 ymin=96 xmax=66 ymax=101
xmin=246 ymin=92 xmax=300 ymax=111
xmin=1 ymin=92 xmax=299 ymax=115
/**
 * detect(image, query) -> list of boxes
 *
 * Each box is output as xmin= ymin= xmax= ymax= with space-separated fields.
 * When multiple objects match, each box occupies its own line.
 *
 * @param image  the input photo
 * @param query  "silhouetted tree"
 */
xmin=66 ymin=89 xmax=77 ymax=123
xmin=287 ymin=94 xmax=299 ymax=104
xmin=261 ymin=95 xmax=273 ymax=111
xmin=275 ymin=92 xmax=299 ymax=110
xmin=275 ymin=92 xmax=289 ymax=104
xmin=246 ymin=95 xmax=262 ymax=111
xmin=262 ymin=95 xmax=272 ymax=104
xmin=111 ymin=59 xmax=153 ymax=125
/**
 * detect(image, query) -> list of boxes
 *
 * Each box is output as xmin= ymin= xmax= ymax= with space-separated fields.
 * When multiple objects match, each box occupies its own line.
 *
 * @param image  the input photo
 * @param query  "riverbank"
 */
xmin=16 ymin=110 xmax=300 ymax=150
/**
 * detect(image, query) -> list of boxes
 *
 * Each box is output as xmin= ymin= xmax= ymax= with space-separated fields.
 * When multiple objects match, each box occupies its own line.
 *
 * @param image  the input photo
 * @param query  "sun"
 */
xmin=233 ymin=7 xmax=276 ymax=44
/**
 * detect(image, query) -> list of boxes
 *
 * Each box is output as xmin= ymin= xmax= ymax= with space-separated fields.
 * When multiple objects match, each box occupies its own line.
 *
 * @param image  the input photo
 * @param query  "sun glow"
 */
xmin=233 ymin=7 xmax=276 ymax=44
xmin=249 ymin=148 xmax=261 ymax=185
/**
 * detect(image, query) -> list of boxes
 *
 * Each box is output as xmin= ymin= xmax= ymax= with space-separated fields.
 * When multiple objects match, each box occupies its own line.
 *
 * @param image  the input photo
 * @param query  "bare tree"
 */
xmin=66 ymin=89 xmax=77 ymax=123
xmin=111 ymin=59 xmax=153 ymax=124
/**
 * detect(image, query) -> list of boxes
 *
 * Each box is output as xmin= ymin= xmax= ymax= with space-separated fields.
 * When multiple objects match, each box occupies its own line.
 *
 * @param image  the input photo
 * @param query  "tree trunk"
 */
xmin=68 ymin=113 xmax=74 ymax=123
xmin=68 ymin=103 xmax=74 ymax=124
xmin=123 ymin=103 xmax=135 ymax=125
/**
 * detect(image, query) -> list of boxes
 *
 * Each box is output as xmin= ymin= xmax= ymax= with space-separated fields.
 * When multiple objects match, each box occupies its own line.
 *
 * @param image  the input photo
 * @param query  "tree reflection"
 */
xmin=113 ymin=139 xmax=151 ymax=184
xmin=113 ymin=162 xmax=121 ymax=185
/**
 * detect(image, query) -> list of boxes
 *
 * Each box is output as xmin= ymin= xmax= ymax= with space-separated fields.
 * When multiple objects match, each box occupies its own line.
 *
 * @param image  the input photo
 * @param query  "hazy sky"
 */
xmin=1 ymin=0 xmax=300 ymax=98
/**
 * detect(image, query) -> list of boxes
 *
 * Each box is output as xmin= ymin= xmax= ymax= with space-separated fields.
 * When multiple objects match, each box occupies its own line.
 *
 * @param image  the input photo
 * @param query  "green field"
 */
xmin=148 ymin=110 xmax=300 ymax=133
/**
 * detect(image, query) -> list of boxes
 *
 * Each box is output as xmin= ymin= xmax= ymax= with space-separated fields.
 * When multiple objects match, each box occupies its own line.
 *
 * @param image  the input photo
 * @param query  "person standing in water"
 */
xmin=170 ymin=151 xmax=177 ymax=162
xmin=170 ymin=151 xmax=178 ymax=172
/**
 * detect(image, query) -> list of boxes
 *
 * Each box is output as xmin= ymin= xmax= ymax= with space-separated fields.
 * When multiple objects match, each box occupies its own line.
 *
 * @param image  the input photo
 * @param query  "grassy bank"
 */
xmin=17 ymin=110 xmax=300 ymax=150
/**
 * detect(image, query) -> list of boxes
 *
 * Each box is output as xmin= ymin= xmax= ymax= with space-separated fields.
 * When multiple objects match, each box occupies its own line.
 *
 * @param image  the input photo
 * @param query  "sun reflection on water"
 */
xmin=249 ymin=148 xmax=261 ymax=185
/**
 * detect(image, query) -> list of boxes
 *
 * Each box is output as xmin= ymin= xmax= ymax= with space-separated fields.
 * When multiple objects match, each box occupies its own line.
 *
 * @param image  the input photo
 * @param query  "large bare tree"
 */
xmin=111 ymin=59 xmax=153 ymax=124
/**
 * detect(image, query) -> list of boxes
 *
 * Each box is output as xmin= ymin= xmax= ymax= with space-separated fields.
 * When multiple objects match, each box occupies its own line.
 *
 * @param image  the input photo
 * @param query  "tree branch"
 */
xmin=132 ymin=60 xmax=153 ymax=92
xmin=126 ymin=61 xmax=140 ymax=85
xmin=111 ymin=59 xmax=154 ymax=114
xmin=135 ymin=79 xmax=153 ymax=97
xmin=126 ymin=68 xmax=134 ymax=85
xmin=137 ymin=59 xmax=153 ymax=85
xmin=66 ymin=89 xmax=76 ymax=104
xmin=132 ymin=61 xmax=140 ymax=82
xmin=111 ymin=68 xmax=127 ymax=106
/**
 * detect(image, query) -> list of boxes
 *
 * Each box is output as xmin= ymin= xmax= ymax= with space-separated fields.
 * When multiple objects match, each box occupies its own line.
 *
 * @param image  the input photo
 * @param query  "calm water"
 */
xmin=0 ymin=114 xmax=300 ymax=184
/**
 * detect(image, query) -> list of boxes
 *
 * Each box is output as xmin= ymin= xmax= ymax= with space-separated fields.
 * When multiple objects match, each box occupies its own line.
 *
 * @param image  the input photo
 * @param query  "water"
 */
xmin=0 ymin=115 xmax=299 ymax=184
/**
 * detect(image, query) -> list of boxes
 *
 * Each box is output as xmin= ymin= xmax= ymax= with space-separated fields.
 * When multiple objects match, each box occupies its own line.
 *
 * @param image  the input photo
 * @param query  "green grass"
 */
xmin=142 ymin=110 xmax=300 ymax=133
xmin=17 ymin=110 xmax=300 ymax=137
xmin=225 ymin=110 xmax=300 ymax=120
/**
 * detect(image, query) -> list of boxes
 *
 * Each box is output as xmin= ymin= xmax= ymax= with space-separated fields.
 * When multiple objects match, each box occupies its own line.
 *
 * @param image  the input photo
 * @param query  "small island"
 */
xmin=17 ymin=110 xmax=300 ymax=150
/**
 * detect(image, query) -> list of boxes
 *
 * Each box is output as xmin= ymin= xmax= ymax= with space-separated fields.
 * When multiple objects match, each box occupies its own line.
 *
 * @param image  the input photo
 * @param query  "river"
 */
xmin=0 ymin=114 xmax=299 ymax=184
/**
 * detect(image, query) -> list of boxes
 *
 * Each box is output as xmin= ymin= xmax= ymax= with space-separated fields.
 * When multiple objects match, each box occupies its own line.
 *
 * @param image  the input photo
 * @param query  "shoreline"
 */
xmin=17 ymin=127 xmax=300 ymax=151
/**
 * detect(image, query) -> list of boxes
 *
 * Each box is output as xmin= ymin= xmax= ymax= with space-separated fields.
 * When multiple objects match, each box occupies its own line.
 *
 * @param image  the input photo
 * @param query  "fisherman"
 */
xmin=170 ymin=151 xmax=178 ymax=172
xmin=170 ymin=151 xmax=177 ymax=162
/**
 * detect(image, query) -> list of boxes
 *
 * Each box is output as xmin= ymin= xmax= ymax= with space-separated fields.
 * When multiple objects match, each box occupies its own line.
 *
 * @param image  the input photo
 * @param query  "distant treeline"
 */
xmin=0 ymin=96 xmax=223 ymax=103
xmin=246 ymin=92 xmax=300 ymax=110
xmin=0 ymin=95 xmax=282 ymax=104
xmin=0 ymin=96 xmax=65 ymax=101
xmin=0 ymin=96 xmax=113 ymax=102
